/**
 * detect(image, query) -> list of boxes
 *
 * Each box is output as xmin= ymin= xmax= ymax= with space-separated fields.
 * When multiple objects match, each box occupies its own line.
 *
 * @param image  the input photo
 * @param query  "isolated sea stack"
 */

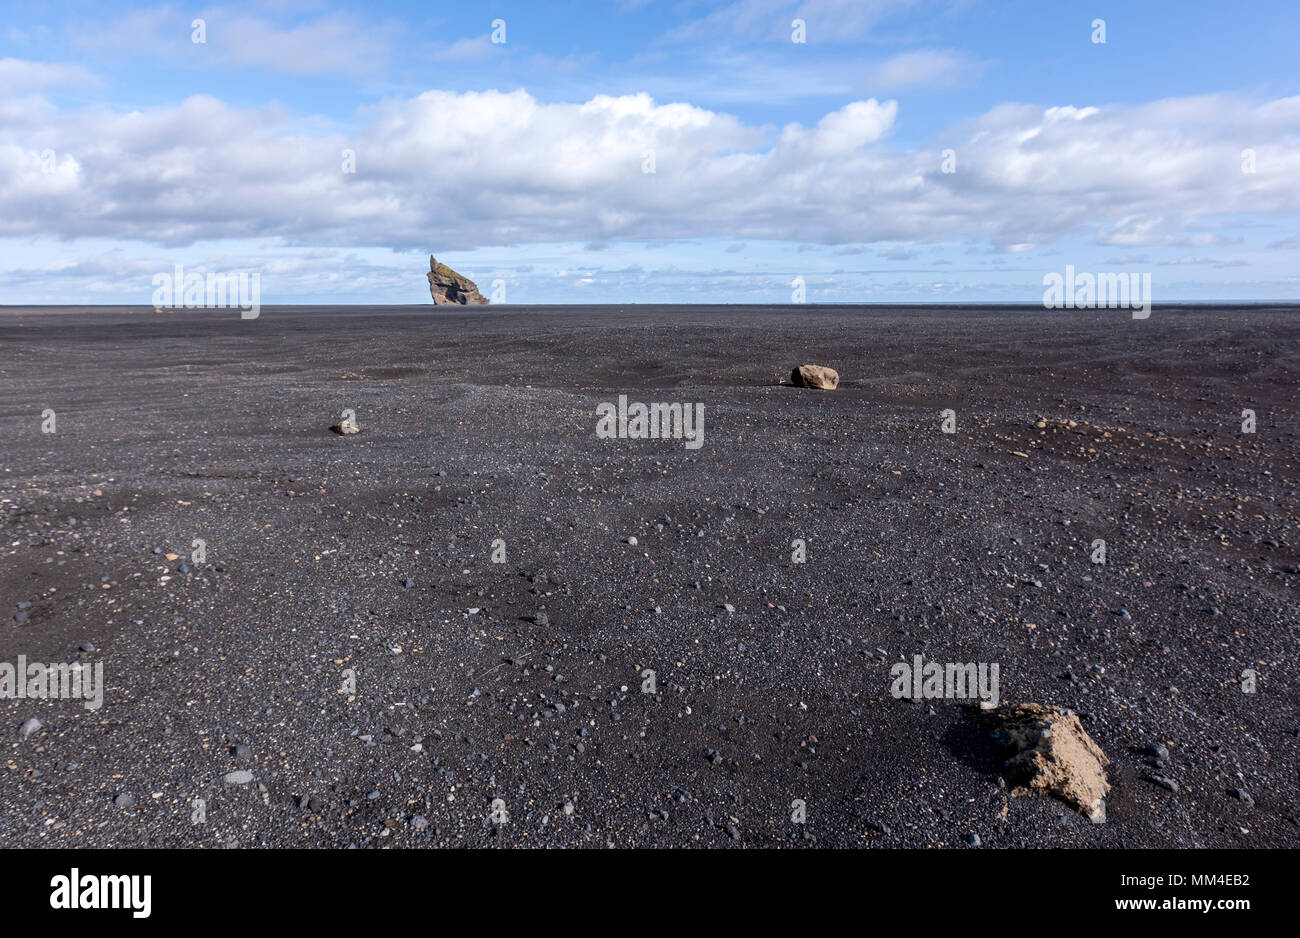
xmin=428 ymin=255 xmax=489 ymax=305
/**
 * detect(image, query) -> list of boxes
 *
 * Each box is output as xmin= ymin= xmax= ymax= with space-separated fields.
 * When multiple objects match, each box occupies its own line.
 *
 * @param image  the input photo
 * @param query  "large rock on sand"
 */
xmin=428 ymin=256 xmax=489 ymax=305
xmin=791 ymin=364 xmax=839 ymax=389
xmin=981 ymin=703 xmax=1111 ymax=822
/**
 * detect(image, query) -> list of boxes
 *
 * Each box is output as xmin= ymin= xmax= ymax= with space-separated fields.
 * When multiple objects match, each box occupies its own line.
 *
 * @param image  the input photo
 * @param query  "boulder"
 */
xmin=981 ymin=703 xmax=1110 ymax=822
xmin=428 ymin=256 xmax=489 ymax=305
xmin=791 ymin=364 xmax=839 ymax=389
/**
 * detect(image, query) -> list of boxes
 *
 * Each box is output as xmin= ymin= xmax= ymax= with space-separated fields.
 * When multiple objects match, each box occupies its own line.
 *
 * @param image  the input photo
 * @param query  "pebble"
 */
xmin=19 ymin=717 xmax=42 ymax=739
xmin=1143 ymin=742 xmax=1170 ymax=763
xmin=224 ymin=770 xmax=254 ymax=785
xmin=1228 ymin=788 xmax=1255 ymax=807
xmin=114 ymin=792 xmax=136 ymax=808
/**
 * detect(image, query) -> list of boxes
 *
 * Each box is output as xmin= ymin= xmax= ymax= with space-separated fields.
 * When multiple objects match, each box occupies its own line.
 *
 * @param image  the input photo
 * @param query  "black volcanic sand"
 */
xmin=1 ymin=304 xmax=1297 ymax=848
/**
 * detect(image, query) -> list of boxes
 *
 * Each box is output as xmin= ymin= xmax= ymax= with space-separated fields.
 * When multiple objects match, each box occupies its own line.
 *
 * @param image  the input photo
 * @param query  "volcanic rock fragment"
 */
xmin=330 ymin=418 xmax=360 ymax=435
xmin=428 ymin=255 xmax=489 ymax=305
xmin=981 ymin=702 xmax=1110 ymax=822
xmin=791 ymin=364 xmax=839 ymax=389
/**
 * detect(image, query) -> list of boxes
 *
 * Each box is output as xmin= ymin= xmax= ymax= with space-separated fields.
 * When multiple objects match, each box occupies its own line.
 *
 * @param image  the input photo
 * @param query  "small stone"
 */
xmin=1145 ymin=774 xmax=1179 ymax=793
xmin=223 ymin=770 xmax=254 ymax=786
xmin=78 ymin=642 xmax=96 ymax=653
xmin=968 ymin=833 xmax=981 ymax=846
xmin=19 ymin=717 xmax=41 ymax=739
xmin=411 ymin=815 xmax=429 ymax=831
xmin=114 ymin=792 xmax=136 ymax=808
xmin=232 ymin=744 xmax=253 ymax=763
xmin=1143 ymin=742 xmax=1170 ymax=763
xmin=625 ymin=536 xmax=638 ymax=546
xmin=402 ymin=578 xmax=415 ymax=589
xmin=1228 ymin=788 xmax=1255 ymax=807
xmin=13 ymin=611 xmax=28 ymax=623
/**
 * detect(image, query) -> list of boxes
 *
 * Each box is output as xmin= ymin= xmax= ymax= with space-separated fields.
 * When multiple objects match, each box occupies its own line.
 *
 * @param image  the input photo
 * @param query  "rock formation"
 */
xmin=981 ymin=703 xmax=1111 ymax=822
xmin=791 ymin=364 xmax=839 ymax=389
xmin=428 ymin=256 xmax=489 ymax=305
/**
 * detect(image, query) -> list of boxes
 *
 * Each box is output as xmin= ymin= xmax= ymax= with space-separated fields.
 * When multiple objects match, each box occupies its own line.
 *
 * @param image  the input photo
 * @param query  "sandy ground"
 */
xmin=0 ymin=303 xmax=1297 ymax=848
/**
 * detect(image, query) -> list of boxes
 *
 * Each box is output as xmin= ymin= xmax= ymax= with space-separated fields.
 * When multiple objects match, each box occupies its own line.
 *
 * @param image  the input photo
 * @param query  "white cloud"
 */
xmin=2 ymin=86 xmax=1299 ymax=256
xmin=428 ymin=36 xmax=495 ymax=64
xmin=0 ymin=58 xmax=98 ymax=94
xmin=68 ymin=5 xmax=394 ymax=77
xmin=669 ymin=0 xmax=923 ymax=42
xmin=218 ymin=13 xmax=394 ymax=77
xmin=858 ymin=49 xmax=981 ymax=92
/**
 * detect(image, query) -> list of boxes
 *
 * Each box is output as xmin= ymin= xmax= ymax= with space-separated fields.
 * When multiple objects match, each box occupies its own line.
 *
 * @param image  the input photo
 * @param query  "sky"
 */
xmin=2 ymin=0 xmax=1299 ymax=305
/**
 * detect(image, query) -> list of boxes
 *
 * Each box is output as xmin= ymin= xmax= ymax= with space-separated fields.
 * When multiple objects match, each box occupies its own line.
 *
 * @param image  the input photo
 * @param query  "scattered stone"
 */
xmin=791 ymin=364 xmax=839 ymax=390
xmin=1145 ymin=774 xmax=1179 ymax=793
xmin=114 ymin=792 xmax=136 ymax=808
xmin=224 ymin=770 xmax=254 ymax=786
xmin=411 ymin=815 xmax=429 ymax=831
xmin=625 ymin=536 xmax=638 ymax=546
xmin=1142 ymin=742 xmax=1170 ymax=763
xmin=232 ymin=744 xmax=253 ymax=763
xmin=330 ymin=418 xmax=361 ymax=435
xmin=78 ymin=642 xmax=96 ymax=653
xmin=19 ymin=717 xmax=41 ymax=739
xmin=981 ymin=703 xmax=1110 ymax=822
xmin=1229 ymin=788 xmax=1255 ymax=807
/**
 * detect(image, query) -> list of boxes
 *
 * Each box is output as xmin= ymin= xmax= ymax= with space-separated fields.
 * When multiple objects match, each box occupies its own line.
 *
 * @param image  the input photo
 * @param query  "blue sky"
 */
xmin=2 ymin=0 xmax=1299 ymax=304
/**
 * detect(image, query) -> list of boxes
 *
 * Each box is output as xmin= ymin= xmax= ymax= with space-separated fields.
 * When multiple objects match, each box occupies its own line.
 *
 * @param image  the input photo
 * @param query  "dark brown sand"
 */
xmin=1 ymin=304 xmax=1297 ymax=847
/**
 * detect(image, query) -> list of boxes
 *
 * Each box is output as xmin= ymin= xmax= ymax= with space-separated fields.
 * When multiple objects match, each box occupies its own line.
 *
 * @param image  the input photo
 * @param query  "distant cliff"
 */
xmin=428 ymin=256 xmax=489 ymax=305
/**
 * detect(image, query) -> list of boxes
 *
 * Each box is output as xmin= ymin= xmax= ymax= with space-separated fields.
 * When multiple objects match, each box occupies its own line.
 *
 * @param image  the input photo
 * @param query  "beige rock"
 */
xmin=330 ymin=420 xmax=361 ymax=436
xmin=982 ymin=703 xmax=1110 ymax=822
xmin=791 ymin=364 xmax=839 ymax=389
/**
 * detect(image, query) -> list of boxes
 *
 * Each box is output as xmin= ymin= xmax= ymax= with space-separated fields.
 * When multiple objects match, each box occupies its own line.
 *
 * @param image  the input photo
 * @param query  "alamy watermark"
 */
xmin=1042 ymin=265 xmax=1150 ymax=319
xmin=596 ymin=395 xmax=704 ymax=450
xmin=152 ymin=264 xmax=261 ymax=319
xmin=3 ymin=656 xmax=103 ymax=710
xmin=890 ymin=656 xmax=999 ymax=707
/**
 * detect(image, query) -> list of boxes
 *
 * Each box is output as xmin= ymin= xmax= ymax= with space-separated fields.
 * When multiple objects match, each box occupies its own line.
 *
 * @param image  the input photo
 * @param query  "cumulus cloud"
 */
xmin=1 ymin=83 xmax=1299 ymax=254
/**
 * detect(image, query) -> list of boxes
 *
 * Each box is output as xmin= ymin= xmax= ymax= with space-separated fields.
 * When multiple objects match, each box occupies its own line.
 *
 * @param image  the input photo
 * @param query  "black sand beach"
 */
xmin=1 ymin=304 xmax=1297 ymax=847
